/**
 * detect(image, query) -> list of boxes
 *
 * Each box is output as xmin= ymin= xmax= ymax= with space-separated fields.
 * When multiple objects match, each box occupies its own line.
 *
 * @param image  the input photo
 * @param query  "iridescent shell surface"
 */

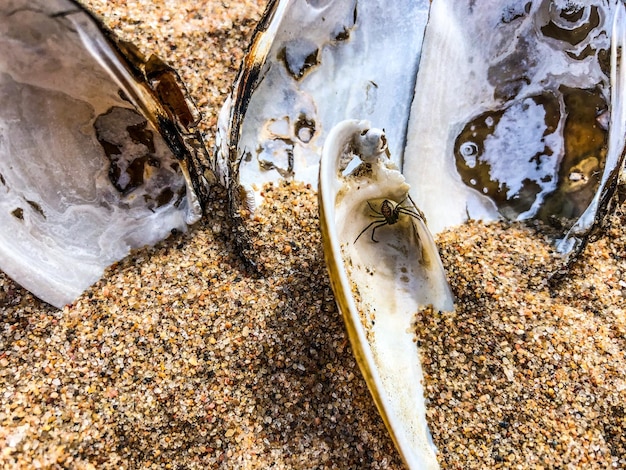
xmin=319 ymin=119 xmax=454 ymax=469
xmin=219 ymin=0 xmax=626 ymax=468
xmin=216 ymin=0 xmax=430 ymax=211
xmin=405 ymin=0 xmax=626 ymax=254
xmin=0 ymin=0 xmax=206 ymax=307
xmin=220 ymin=0 xmax=626 ymax=253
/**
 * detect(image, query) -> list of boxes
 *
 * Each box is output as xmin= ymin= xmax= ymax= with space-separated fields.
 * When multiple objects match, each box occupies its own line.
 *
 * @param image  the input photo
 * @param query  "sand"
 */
xmin=0 ymin=1 xmax=624 ymax=469
xmin=417 ymin=216 xmax=626 ymax=469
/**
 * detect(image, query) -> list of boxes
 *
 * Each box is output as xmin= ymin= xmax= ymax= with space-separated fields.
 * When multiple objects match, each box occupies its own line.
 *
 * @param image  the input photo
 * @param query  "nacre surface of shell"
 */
xmin=216 ymin=0 xmax=430 ymax=211
xmin=0 ymin=0 xmax=205 ymax=308
xmin=405 ymin=0 xmax=626 ymax=253
xmin=319 ymin=119 xmax=454 ymax=469
xmin=221 ymin=0 xmax=626 ymax=256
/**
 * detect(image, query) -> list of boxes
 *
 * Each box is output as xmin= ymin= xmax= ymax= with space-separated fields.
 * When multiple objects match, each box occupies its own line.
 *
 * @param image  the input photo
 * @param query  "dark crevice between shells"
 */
xmin=222 ymin=0 xmax=284 ymax=275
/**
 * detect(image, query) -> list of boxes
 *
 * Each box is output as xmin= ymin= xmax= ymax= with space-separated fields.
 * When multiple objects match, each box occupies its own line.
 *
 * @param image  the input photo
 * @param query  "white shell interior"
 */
xmin=0 ymin=0 xmax=200 ymax=307
xmin=223 ymin=0 xmax=626 ymax=253
xmin=404 ymin=0 xmax=626 ymax=250
xmin=218 ymin=0 xmax=430 ymax=209
xmin=219 ymin=1 xmax=626 ymax=466
xmin=319 ymin=120 xmax=454 ymax=470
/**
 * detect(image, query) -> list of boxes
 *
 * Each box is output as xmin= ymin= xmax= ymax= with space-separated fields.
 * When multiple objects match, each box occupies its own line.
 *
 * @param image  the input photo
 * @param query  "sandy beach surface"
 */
xmin=0 ymin=1 xmax=624 ymax=469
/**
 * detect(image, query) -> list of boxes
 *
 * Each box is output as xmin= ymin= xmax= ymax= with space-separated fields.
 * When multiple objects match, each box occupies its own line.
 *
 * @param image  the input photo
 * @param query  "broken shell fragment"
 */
xmin=0 ymin=0 xmax=207 ymax=308
xmin=319 ymin=119 xmax=454 ymax=469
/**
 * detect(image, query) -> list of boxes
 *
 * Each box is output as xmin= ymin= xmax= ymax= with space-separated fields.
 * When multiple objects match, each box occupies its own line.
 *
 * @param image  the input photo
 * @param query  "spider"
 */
xmin=354 ymin=197 xmax=425 ymax=243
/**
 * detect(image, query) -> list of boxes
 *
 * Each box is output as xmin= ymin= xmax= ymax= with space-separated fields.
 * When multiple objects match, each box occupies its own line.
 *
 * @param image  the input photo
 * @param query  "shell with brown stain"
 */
xmin=0 ymin=0 xmax=208 ymax=307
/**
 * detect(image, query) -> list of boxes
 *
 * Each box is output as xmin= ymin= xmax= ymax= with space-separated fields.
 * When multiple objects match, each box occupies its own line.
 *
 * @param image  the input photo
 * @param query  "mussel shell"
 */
xmin=404 ymin=0 xmax=626 ymax=254
xmin=216 ymin=0 xmax=431 ymax=211
xmin=0 ymin=0 xmax=207 ymax=308
xmin=222 ymin=0 xmax=626 ymax=257
xmin=319 ymin=119 xmax=453 ymax=469
xmin=220 ymin=0 xmax=626 ymax=467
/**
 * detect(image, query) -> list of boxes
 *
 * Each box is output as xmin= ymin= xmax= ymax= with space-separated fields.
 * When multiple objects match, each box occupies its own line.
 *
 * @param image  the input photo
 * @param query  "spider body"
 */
xmin=354 ymin=198 xmax=424 ymax=243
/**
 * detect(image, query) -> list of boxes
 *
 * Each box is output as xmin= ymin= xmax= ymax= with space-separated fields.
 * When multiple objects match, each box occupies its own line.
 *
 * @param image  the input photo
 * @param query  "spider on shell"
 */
xmin=354 ymin=197 xmax=426 ymax=244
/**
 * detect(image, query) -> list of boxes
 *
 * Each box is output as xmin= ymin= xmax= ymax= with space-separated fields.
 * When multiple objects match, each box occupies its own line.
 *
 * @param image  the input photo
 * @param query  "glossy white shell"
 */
xmin=319 ymin=120 xmax=454 ymax=469
xmin=218 ymin=0 xmax=626 ymax=467
xmin=221 ymin=0 xmax=626 ymax=256
xmin=405 ymin=0 xmax=626 ymax=253
xmin=216 ymin=0 xmax=430 ymax=210
xmin=0 ymin=0 xmax=204 ymax=307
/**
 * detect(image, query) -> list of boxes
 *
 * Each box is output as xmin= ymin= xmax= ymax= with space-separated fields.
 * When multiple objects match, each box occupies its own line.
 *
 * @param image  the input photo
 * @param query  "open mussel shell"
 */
xmin=0 ymin=0 xmax=208 ymax=308
xmin=220 ymin=0 xmax=626 ymax=467
xmin=405 ymin=0 xmax=626 ymax=255
xmin=219 ymin=0 xmax=626 ymax=254
xmin=216 ymin=0 xmax=431 ymax=212
xmin=319 ymin=119 xmax=454 ymax=469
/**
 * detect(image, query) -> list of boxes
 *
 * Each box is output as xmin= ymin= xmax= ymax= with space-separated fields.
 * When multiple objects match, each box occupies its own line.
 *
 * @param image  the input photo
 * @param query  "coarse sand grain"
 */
xmin=416 ymin=214 xmax=626 ymax=469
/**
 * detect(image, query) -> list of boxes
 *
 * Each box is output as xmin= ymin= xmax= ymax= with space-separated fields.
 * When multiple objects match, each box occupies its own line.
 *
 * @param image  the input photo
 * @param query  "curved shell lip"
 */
xmin=71 ymin=0 xmax=211 ymax=211
xmin=214 ymin=0 xmax=286 ymax=188
xmin=320 ymin=119 xmax=453 ymax=470
xmin=0 ymin=0 xmax=210 ymax=308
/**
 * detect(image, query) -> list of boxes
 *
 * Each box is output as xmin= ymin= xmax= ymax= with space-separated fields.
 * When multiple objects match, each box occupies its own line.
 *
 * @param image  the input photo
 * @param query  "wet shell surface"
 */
xmin=319 ymin=119 xmax=454 ymax=469
xmin=405 ymin=0 xmax=626 ymax=254
xmin=219 ymin=0 xmax=626 ymax=467
xmin=0 ymin=0 xmax=206 ymax=307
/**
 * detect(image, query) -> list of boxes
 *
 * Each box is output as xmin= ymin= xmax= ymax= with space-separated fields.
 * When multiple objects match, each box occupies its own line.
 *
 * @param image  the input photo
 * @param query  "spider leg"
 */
xmin=370 ymin=221 xmax=390 ymax=243
xmin=406 ymin=194 xmax=427 ymax=222
xmin=354 ymin=217 xmax=385 ymax=244
xmin=397 ymin=206 xmax=426 ymax=221
xmin=367 ymin=200 xmax=383 ymax=216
